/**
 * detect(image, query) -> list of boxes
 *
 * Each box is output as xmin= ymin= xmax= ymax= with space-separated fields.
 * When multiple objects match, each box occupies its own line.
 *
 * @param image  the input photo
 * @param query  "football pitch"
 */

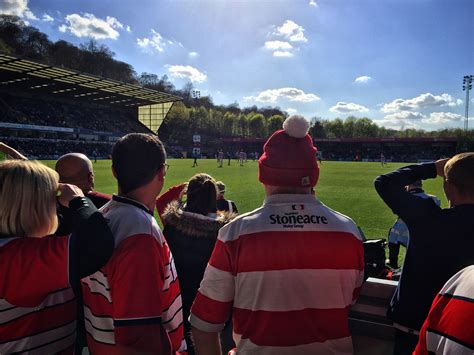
xmin=43 ymin=159 xmax=447 ymax=262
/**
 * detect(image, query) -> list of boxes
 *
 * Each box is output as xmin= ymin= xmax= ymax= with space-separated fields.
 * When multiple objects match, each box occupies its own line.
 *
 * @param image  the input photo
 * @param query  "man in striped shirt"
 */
xmin=190 ymin=116 xmax=364 ymax=354
xmin=415 ymin=265 xmax=474 ymax=354
xmin=81 ymin=134 xmax=186 ymax=354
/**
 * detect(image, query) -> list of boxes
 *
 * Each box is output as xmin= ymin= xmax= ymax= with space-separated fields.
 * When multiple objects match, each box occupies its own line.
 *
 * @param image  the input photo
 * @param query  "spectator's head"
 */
xmin=185 ymin=173 xmax=217 ymax=216
xmin=258 ymin=115 xmax=319 ymax=195
xmin=55 ymin=153 xmax=94 ymax=193
xmin=443 ymin=152 xmax=474 ymax=205
xmin=112 ymin=133 xmax=167 ymax=196
xmin=0 ymin=160 xmax=58 ymax=238
xmin=216 ymin=181 xmax=226 ymax=198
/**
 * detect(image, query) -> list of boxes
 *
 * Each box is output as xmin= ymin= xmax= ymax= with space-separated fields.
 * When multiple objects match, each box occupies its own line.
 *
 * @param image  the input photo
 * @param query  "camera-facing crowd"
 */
xmin=0 ymin=115 xmax=473 ymax=355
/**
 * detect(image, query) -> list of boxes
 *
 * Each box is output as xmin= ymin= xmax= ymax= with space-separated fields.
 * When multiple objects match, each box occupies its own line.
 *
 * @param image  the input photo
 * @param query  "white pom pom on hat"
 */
xmin=282 ymin=115 xmax=310 ymax=138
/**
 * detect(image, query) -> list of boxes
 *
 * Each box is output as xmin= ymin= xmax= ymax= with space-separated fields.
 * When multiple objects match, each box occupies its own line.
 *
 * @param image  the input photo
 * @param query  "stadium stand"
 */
xmin=0 ymin=53 xmax=181 ymax=159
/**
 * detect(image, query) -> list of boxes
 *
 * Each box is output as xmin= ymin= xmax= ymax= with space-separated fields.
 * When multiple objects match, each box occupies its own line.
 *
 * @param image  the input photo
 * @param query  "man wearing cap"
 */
xmin=216 ymin=181 xmax=238 ymax=214
xmin=190 ymin=115 xmax=364 ymax=354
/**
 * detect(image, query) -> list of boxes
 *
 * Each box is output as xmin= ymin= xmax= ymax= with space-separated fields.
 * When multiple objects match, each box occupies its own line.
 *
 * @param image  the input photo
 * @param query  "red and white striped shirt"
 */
xmin=190 ymin=194 xmax=364 ymax=354
xmin=0 ymin=236 xmax=76 ymax=354
xmin=81 ymin=195 xmax=186 ymax=354
xmin=415 ymin=265 xmax=474 ymax=355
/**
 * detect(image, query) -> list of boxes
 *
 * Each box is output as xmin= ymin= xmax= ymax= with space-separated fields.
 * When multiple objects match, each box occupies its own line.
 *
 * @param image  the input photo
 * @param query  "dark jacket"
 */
xmin=374 ymin=162 xmax=474 ymax=330
xmin=162 ymin=202 xmax=235 ymax=349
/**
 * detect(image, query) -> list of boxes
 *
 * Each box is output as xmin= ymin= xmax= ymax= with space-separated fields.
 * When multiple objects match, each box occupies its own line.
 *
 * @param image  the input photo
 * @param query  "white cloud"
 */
xmin=247 ymin=88 xmax=320 ymax=103
xmin=274 ymin=20 xmax=308 ymax=43
xmin=375 ymin=118 xmax=420 ymax=130
xmin=264 ymin=41 xmax=294 ymax=57
xmin=42 ymin=13 xmax=54 ymax=22
xmin=381 ymin=93 xmax=463 ymax=113
xmin=264 ymin=40 xmax=293 ymax=50
xmin=59 ymin=13 xmax=125 ymax=40
xmin=286 ymin=108 xmax=298 ymax=114
xmin=168 ymin=65 xmax=207 ymax=83
xmin=330 ymin=102 xmax=369 ymax=113
xmin=0 ymin=0 xmax=37 ymax=19
xmin=137 ymin=29 xmax=182 ymax=53
xmin=189 ymin=51 xmax=199 ymax=57
xmin=384 ymin=111 xmax=425 ymax=120
xmin=309 ymin=0 xmax=318 ymax=7
xmin=273 ymin=50 xmax=293 ymax=57
xmin=423 ymin=112 xmax=464 ymax=124
xmin=126 ymin=25 xmax=131 ymax=32
xmin=354 ymin=75 xmax=372 ymax=84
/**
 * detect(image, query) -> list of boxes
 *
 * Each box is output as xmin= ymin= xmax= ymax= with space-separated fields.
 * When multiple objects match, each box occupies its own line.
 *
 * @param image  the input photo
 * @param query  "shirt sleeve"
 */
xmin=155 ymin=184 xmax=186 ymax=225
xmin=1 ymin=236 xmax=70 ymax=307
xmin=190 ymin=237 xmax=235 ymax=333
xmin=374 ymin=163 xmax=441 ymax=222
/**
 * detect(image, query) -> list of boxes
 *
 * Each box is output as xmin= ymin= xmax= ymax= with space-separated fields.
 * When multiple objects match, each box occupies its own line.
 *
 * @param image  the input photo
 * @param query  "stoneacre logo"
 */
xmin=270 ymin=211 xmax=328 ymax=228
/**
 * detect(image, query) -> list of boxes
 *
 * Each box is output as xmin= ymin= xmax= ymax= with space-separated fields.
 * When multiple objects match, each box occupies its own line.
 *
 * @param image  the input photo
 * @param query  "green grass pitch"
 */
xmin=43 ymin=159 xmax=447 ymax=265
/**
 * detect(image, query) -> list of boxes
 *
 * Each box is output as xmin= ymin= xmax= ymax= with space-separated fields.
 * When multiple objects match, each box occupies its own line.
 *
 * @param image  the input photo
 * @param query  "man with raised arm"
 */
xmin=81 ymin=133 xmax=186 ymax=354
xmin=374 ymin=153 xmax=474 ymax=355
xmin=190 ymin=116 xmax=364 ymax=354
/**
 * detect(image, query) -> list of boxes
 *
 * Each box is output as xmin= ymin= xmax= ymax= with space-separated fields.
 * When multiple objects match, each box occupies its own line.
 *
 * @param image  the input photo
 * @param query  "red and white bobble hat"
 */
xmin=258 ymin=115 xmax=319 ymax=187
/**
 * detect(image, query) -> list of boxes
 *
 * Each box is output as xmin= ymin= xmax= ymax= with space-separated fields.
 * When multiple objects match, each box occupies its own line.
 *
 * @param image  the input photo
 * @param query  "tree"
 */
xmin=267 ymin=115 xmax=284 ymax=134
xmin=248 ymin=113 xmax=267 ymax=138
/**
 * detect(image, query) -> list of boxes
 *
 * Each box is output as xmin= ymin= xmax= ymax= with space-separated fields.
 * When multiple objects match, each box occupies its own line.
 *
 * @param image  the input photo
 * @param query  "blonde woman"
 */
xmin=0 ymin=160 xmax=114 ymax=354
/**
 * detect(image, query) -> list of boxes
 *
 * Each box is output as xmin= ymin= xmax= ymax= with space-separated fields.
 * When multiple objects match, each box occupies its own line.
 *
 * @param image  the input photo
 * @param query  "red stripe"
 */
xmin=0 ymin=299 xmax=76 ymax=341
xmin=212 ymin=231 xmax=364 ymax=273
xmin=191 ymin=292 xmax=233 ymax=325
xmin=81 ymin=285 xmax=113 ymax=315
xmin=233 ymin=307 xmax=351 ymax=346
xmin=423 ymin=294 xmax=474 ymax=347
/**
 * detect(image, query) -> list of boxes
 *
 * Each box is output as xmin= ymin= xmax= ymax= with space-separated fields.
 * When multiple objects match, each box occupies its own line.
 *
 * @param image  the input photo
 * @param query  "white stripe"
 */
xmin=163 ymin=255 xmax=178 ymax=291
xmin=439 ymin=266 xmax=474 ymax=300
xmin=218 ymin=200 xmax=362 ymax=243
xmin=162 ymin=294 xmax=183 ymax=325
xmin=426 ymin=330 xmax=474 ymax=354
xmin=198 ymin=264 xmax=235 ymax=303
xmin=85 ymin=318 xmax=115 ymax=345
xmin=236 ymin=336 xmax=353 ymax=355
xmin=83 ymin=306 xmax=114 ymax=331
xmin=82 ymin=273 xmax=112 ymax=303
xmin=189 ymin=313 xmax=225 ymax=333
xmin=0 ymin=288 xmax=75 ymax=325
xmin=234 ymin=269 xmax=361 ymax=311
xmin=0 ymin=320 xmax=76 ymax=354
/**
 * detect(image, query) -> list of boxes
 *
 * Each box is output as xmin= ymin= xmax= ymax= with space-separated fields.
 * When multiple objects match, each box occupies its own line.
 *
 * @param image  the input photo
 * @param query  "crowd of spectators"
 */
xmin=0 ymin=94 xmax=149 ymax=134
xmin=0 ymin=136 xmax=113 ymax=159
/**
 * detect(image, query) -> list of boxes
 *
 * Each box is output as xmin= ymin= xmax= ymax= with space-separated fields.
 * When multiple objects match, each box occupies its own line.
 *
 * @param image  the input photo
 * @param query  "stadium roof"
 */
xmin=0 ymin=53 xmax=182 ymax=107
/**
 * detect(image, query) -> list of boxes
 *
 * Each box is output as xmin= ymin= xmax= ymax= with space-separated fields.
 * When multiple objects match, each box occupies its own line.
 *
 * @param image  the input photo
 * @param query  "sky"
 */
xmin=1 ymin=0 xmax=473 ymax=130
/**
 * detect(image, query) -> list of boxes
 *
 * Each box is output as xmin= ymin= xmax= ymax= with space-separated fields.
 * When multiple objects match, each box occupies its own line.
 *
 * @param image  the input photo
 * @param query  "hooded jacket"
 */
xmin=162 ymin=201 xmax=235 ymax=337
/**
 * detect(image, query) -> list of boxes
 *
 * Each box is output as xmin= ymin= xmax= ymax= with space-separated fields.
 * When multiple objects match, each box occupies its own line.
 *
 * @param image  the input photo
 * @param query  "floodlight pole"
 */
xmin=462 ymin=75 xmax=473 ymax=132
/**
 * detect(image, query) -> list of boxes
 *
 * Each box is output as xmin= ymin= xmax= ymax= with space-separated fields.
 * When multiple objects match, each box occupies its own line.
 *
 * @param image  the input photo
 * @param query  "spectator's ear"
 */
xmin=111 ymin=165 xmax=117 ymax=179
xmin=88 ymin=171 xmax=94 ymax=187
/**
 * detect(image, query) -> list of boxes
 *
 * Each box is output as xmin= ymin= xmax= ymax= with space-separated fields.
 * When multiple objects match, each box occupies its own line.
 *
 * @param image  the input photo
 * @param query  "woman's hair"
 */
xmin=184 ymin=173 xmax=217 ymax=216
xmin=0 ymin=160 xmax=59 ymax=237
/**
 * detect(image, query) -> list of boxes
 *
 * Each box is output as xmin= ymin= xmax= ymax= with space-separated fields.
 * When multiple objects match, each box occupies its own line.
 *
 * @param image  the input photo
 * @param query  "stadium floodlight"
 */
xmin=462 ymin=75 xmax=473 ymax=132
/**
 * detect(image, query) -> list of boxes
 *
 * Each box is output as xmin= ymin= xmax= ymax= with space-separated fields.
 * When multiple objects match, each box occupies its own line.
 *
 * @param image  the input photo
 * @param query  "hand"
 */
xmin=179 ymin=182 xmax=188 ymax=200
xmin=435 ymin=158 xmax=450 ymax=178
xmin=57 ymin=183 xmax=84 ymax=207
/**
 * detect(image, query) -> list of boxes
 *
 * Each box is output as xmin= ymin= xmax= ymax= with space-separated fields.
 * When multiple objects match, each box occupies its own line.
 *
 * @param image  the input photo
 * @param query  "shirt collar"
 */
xmin=113 ymin=195 xmax=154 ymax=216
xmin=263 ymin=194 xmax=320 ymax=206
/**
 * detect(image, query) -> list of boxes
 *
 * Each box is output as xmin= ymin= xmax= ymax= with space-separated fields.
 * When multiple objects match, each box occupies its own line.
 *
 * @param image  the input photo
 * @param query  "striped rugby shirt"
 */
xmin=81 ymin=195 xmax=186 ymax=353
xmin=190 ymin=194 xmax=364 ymax=354
xmin=0 ymin=236 xmax=76 ymax=354
xmin=415 ymin=265 xmax=474 ymax=355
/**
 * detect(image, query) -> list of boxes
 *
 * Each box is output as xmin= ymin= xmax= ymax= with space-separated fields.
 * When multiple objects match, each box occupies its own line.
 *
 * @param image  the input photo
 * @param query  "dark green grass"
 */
xmin=43 ymin=159 xmax=447 ymax=265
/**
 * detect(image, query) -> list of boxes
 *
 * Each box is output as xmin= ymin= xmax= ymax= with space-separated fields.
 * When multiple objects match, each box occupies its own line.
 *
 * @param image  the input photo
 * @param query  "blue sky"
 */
xmin=1 ymin=0 xmax=473 ymax=130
